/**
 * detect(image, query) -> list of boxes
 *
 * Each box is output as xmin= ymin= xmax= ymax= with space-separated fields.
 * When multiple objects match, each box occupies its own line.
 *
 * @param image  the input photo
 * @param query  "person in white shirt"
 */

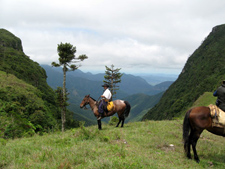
xmin=98 ymin=84 xmax=112 ymax=120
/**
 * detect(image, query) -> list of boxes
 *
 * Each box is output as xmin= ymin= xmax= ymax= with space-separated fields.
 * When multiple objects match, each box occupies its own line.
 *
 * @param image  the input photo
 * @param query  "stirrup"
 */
xmin=97 ymin=116 xmax=101 ymax=120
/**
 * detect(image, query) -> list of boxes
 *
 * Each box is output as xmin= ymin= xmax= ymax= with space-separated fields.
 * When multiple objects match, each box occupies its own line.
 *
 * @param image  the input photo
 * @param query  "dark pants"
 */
xmin=99 ymin=100 xmax=107 ymax=114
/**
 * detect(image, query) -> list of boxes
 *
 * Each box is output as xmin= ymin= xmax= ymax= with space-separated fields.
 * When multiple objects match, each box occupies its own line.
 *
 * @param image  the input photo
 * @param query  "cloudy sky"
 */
xmin=1 ymin=0 xmax=225 ymax=75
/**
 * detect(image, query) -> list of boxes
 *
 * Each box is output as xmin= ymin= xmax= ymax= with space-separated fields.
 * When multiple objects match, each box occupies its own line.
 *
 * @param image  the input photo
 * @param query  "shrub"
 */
xmin=108 ymin=116 xmax=119 ymax=126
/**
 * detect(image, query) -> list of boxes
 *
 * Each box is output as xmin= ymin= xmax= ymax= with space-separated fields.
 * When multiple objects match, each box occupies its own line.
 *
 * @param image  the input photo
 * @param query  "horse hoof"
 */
xmin=187 ymin=155 xmax=191 ymax=159
xmin=194 ymin=157 xmax=200 ymax=163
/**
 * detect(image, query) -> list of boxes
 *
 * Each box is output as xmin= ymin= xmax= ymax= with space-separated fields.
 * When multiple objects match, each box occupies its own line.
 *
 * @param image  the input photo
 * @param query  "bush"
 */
xmin=108 ymin=116 xmax=119 ymax=126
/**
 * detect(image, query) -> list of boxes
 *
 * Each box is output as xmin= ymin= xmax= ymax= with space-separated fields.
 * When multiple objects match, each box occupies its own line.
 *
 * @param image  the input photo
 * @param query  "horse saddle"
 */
xmin=107 ymin=101 xmax=114 ymax=112
xmin=209 ymin=104 xmax=225 ymax=126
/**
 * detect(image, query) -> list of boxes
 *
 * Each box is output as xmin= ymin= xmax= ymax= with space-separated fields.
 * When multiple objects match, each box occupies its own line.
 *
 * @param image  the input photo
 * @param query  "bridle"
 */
xmin=81 ymin=95 xmax=101 ymax=110
xmin=81 ymin=98 xmax=89 ymax=109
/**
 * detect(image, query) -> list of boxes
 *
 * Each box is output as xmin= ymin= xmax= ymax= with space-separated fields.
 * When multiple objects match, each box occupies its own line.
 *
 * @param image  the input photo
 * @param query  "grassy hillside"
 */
xmin=191 ymin=92 xmax=216 ymax=108
xmin=0 ymin=120 xmax=224 ymax=168
xmin=125 ymin=92 xmax=163 ymax=122
xmin=143 ymin=24 xmax=225 ymax=120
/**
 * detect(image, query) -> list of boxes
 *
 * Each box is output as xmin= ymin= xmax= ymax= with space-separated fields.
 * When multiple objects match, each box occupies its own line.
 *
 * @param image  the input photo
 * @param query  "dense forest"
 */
xmin=143 ymin=24 xmax=225 ymax=120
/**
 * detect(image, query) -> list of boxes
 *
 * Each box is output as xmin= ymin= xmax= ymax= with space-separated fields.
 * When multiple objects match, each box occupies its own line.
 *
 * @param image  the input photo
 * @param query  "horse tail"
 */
xmin=183 ymin=109 xmax=192 ymax=152
xmin=124 ymin=101 xmax=131 ymax=118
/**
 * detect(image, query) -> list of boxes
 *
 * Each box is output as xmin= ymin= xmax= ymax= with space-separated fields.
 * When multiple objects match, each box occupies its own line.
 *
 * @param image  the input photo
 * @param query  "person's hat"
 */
xmin=102 ymin=84 xmax=109 ymax=87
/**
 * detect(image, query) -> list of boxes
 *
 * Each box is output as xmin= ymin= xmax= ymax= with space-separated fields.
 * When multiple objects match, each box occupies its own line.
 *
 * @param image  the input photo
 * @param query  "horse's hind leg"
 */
xmin=97 ymin=120 xmax=102 ymax=130
xmin=121 ymin=117 xmax=125 ymax=127
xmin=116 ymin=118 xmax=122 ymax=127
xmin=184 ymin=136 xmax=191 ymax=159
xmin=192 ymin=131 xmax=201 ymax=163
xmin=190 ymin=130 xmax=201 ymax=163
xmin=192 ymin=140 xmax=200 ymax=163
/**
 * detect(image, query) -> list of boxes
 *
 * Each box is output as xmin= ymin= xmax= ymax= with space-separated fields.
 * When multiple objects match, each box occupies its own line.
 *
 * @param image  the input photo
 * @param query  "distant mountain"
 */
xmin=62 ymin=66 xmax=156 ymax=95
xmin=153 ymin=81 xmax=174 ymax=91
xmin=139 ymin=74 xmax=178 ymax=85
xmin=42 ymin=65 xmax=169 ymax=98
xmin=42 ymin=65 xmax=173 ymax=122
xmin=143 ymin=24 xmax=225 ymax=120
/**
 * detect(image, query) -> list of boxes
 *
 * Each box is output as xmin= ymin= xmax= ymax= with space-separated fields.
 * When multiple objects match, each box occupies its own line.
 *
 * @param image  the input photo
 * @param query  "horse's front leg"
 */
xmin=97 ymin=119 xmax=102 ymax=130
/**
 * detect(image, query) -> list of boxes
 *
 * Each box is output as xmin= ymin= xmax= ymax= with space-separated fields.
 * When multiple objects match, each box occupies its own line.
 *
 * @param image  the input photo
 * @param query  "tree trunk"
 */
xmin=62 ymin=65 xmax=67 ymax=132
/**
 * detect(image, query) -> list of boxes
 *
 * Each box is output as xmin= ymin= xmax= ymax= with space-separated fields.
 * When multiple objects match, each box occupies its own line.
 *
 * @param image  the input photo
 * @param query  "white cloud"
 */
xmin=1 ymin=0 xmax=225 ymax=75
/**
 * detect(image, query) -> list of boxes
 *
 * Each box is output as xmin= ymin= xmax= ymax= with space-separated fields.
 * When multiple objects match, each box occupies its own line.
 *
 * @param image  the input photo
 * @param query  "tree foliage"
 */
xmin=103 ymin=64 xmax=123 ymax=98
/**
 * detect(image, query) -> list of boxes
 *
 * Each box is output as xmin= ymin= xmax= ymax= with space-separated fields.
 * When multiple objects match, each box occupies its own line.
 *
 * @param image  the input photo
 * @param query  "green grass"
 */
xmin=192 ymin=92 xmax=217 ymax=107
xmin=0 ymin=120 xmax=224 ymax=169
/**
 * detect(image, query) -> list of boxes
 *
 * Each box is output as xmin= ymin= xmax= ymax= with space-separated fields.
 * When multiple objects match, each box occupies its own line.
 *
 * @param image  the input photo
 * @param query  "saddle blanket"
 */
xmin=107 ymin=101 xmax=114 ymax=111
xmin=209 ymin=104 xmax=225 ymax=126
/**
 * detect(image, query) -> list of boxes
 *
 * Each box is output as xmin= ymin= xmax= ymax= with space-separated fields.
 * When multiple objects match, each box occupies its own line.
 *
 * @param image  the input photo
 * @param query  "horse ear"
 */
xmin=87 ymin=94 xmax=90 ymax=97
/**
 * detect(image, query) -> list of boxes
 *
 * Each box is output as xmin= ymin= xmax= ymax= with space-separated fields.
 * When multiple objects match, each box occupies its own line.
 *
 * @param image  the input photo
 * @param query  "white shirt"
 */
xmin=102 ymin=88 xmax=112 ymax=100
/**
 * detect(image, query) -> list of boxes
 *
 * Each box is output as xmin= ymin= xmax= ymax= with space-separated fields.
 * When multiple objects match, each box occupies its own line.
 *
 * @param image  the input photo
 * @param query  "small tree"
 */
xmin=52 ymin=42 xmax=88 ymax=132
xmin=103 ymin=64 xmax=123 ymax=99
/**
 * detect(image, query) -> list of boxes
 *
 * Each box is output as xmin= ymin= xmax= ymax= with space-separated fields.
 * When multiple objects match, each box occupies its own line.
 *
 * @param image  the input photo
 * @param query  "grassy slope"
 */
xmin=0 ymin=71 xmax=43 ymax=103
xmin=1 ymin=92 xmax=224 ymax=168
xmin=191 ymin=92 xmax=217 ymax=108
xmin=125 ymin=92 xmax=163 ymax=122
xmin=0 ymin=120 xmax=224 ymax=169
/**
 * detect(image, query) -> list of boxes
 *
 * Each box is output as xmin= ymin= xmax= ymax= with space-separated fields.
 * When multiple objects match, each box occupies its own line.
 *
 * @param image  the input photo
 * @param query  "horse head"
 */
xmin=80 ymin=95 xmax=90 ymax=108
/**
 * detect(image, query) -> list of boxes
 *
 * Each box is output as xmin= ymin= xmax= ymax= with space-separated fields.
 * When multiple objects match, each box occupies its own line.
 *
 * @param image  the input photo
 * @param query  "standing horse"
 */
xmin=80 ymin=95 xmax=131 ymax=130
xmin=183 ymin=106 xmax=225 ymax=163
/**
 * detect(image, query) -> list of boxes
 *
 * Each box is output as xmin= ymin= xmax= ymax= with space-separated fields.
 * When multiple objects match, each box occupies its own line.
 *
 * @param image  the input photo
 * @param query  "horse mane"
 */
xmin=89 ymin=96 xmax=96 ymax=101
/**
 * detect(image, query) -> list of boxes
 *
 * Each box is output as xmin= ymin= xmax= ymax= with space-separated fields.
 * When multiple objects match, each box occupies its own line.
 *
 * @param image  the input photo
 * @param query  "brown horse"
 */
xmin=183 ymin=106 xmax=225 ymax=163
xmin=80 ymin=95 xmax=131 ymax=129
